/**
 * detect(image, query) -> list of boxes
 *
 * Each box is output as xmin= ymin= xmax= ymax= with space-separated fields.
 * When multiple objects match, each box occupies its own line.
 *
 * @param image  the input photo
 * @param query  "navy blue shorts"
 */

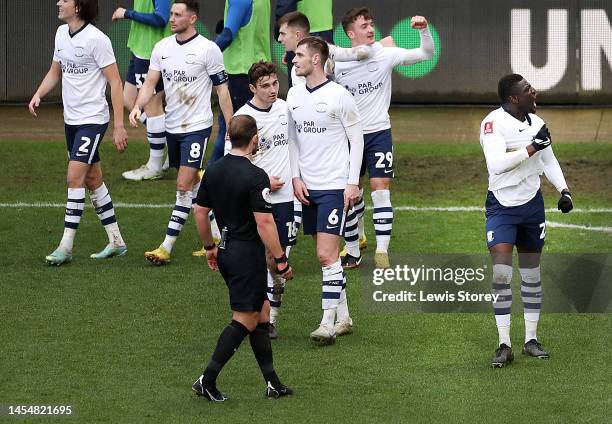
xmin=485 ymin=190 xmax=546 ymax=250
xmin=272 ymin=201 xmax=297 ymax=247
xmin=361 ymin=128 xmax=394 ymax=178
xmin=302 ymin=190 xmax=346 ymax=236
xmin=126 ymin=55 xmax=164 ymax=93
xmin=64 ymin=123 xmax=108 ymax=164
xmin=166 ymin=127 xmax=211 ymax=169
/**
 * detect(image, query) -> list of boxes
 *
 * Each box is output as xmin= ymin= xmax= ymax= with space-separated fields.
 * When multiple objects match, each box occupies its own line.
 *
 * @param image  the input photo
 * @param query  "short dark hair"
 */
xmin=278 ymin=11 xmax=310 ymax=33
xmin=248 ymin=61 xmax=278 ymax=85
xmin=297 ymin=36 xmax=329 ymax=67
xmin=174 ymin=0 xmax=199 ymax=15
xmin=498 ymin=74 xmax=524 ymax=102
xmin=342 ymin=6 xmax=374 ymax=34
xmin=74 ymin=0 xmax=99 ymax=24
xmin=228 ymin=115 xmax=258 ymax=148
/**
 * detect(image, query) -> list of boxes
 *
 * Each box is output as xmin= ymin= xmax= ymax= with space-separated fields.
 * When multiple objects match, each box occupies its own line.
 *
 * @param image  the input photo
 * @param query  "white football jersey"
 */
xmin=235 ymin=99 xmax=293 ymax=204
xmin=480 ymin=107 xmax=567 ymax=207
xmin=335 ymin=29 xmax=433 ymax=134
xmin=53 ymin=24 xmax=116 ymax=125
xmin=150 ymin=34 xmax=226 ymax=133
xmin=286 ymin=79 xmax=361 ymax=190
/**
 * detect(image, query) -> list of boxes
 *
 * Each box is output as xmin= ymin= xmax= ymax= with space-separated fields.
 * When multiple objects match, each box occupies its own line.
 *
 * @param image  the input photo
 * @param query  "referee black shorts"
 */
xmin=217 ymin=239 xmax=268 ymax=312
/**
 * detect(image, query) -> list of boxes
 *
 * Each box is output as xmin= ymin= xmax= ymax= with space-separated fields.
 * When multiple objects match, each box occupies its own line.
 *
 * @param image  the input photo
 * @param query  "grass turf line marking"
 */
xmin=547 ymin=221 xmax=612 ymax=233
xmin=1 ymin=203 xmax=612 ymax=214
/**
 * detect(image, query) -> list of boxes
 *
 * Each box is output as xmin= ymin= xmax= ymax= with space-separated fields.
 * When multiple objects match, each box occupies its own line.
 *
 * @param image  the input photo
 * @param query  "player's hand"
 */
xmin=558 ymin=189 xmax=573 ymax=213
xmin=531 ymin=125 xmax=552 ymax=151
xmin=128 ymin=107 xmax=141 ymax=127
xmin=28 ymin=94 xmax=41 ymax=117
xmin=112 ymin=8 xmax=126 ymax=21
xmin=269 ymin=176 xmax=284 ymax=192
xmin=411 ymin=16 xmax=428 ymax=30
xmin=344 ymin=184 xmax=360 ymax=209
xmin=292 ymin=177 xmax=310 ymax=205
xmin=277 ymin=262 xmax=293 ymax=281
xmin=380 ymin=36 xmax=397 ymax=48
xmin=206 ymin=247 xmax=219 ymax=271
xmin=113 ymin=124 xmax=128 ymax=152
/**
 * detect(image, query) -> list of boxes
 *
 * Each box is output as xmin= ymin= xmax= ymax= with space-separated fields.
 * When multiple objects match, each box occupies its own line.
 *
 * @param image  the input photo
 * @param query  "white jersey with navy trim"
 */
xmin=53 ymin=24 xmax=116 ymax=125
xmin=480 ymin=107 xmax=568 ymax=207
xmin=335 ymin=28 xmax=434 ymax=134
xmin=235 ymin=99 xmax=293 ymax=204
xmin=150 ymin=33 xmax=227 ymax=133
xmin=287 ymin=79 xmax=361 ymax=190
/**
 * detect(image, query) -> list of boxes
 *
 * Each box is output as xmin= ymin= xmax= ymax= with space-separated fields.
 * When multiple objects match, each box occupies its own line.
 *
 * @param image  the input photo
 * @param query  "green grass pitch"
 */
xmin=0 ymin=136 xmax=610 ymax=423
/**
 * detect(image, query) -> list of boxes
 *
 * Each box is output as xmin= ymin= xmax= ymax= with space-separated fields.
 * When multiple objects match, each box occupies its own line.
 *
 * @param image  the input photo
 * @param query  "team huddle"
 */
xmin=28 ymin=0 xmax=573 ymax=402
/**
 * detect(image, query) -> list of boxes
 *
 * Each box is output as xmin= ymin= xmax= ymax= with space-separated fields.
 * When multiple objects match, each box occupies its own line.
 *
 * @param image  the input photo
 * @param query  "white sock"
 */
xmin=161 ymin=190 xmax=192 ymax=253
xmin=495 ymin=314 xmax=512 ymax=347
xmin=371 ymin=189 xmax=392 ymax=253
xmin=321 ymin=308 xmax=336 ymax=328
xmin=520 ymin=266 xmax=542 ymax=343
xmin=146 ymin=114 xmax=166 ymax=171
xmin=336 ymin=290 xmax=350 ymax=323
xmin=59 ymin=187 xmax=85 ymax=251
xmin=344 ymin=206 xmax=360 ymax=257
xmin=321 ymin=259 xmax=344 ymax=310
xmin=90 ymin=183 xmax=125 ymax=247
xmin=354 ymin=188 xmax=366 ymax=239
xmin=524 ymin=315 xmax=539 ymax=343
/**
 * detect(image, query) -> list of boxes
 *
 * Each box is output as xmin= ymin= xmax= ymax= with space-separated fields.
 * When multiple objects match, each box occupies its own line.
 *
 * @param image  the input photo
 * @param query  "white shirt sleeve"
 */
xmin=205 ymin=43 xmax=226 ymax=77
xmin=388 ymin=27 xmax=434 ymax=67
xmin=287 ymin=104 xmax=301 ymax=179
xmin=480 ymin=122 xmax=529 ymax=174
xmin=149 ymin=43 xmax=161 ymax=71
xmin=339 ymin=92 xmax=364 ymax=185
xmin=540 ymin=147 xmax=568 ymax=192
xmin=52 ymin=28 xmax=61 ymax=63
xmin=91 ymin=34 xmax=116 ymax=69
xmin=328 ymin=44 xmax=373 ymax=62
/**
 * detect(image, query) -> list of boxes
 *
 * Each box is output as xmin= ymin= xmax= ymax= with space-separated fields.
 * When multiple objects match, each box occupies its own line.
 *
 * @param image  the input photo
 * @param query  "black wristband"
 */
xmin=276 ymin=263 xmax=290 ymax=275
xmin=274 ymin=253 xmax=288 ymax=264
xmin=203 ymin=243 xmax=216 ymax=251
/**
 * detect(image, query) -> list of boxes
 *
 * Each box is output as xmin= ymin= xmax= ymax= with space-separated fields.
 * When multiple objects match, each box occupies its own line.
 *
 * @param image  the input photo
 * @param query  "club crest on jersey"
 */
xmin=74 ymin=46 xmax=84 ymax=57
xmin=261 ymin=188 xmax=272 ymax=203
xmin=185 ymin=53 xmax=197 ymax=64
xmin=315 ymin=102 xmax=328 ymax=113
xmin=279 ymin=114 xmax=287 ymax=125
xmin=484 ymin=121 xmax=494 ymax=134
xmin=367 ymin=61 xmax=379 ymax=72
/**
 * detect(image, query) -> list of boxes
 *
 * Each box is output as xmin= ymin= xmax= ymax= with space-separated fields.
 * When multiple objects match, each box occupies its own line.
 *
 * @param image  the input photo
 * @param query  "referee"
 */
xmin=191 ymin=115 xmax=294 ymax=401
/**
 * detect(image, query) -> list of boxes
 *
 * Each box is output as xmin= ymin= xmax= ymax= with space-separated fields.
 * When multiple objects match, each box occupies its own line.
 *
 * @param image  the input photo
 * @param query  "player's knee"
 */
xmin=519 ymin=266 xmax=540 ymax=284
xmin=492 ymin=264 xmax=513 ymax=287
xmin=317 ymin=249 xmax=337 ymax=266
xmin=176 ymin=180 xmax=193 ymax=192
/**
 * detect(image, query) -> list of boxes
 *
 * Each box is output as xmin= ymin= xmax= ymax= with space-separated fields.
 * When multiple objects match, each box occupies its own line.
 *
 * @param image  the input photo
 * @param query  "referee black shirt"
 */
xmin=196 ymin=154 xmax=272 ymax=240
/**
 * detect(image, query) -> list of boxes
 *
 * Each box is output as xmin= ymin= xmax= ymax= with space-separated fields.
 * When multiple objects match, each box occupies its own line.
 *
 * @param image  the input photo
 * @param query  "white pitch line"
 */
xmin=0 ymin=203 xmax=611 ymax=213
xmin=546 ymin=221 xmax=612 ymax=233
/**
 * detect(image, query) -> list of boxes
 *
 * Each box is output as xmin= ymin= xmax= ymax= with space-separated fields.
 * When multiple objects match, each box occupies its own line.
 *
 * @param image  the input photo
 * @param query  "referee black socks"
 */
xmin=202 ymin=320 xmax=250 ymax=385
xmin=249 ymin=322 xmax=282 ymax=387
